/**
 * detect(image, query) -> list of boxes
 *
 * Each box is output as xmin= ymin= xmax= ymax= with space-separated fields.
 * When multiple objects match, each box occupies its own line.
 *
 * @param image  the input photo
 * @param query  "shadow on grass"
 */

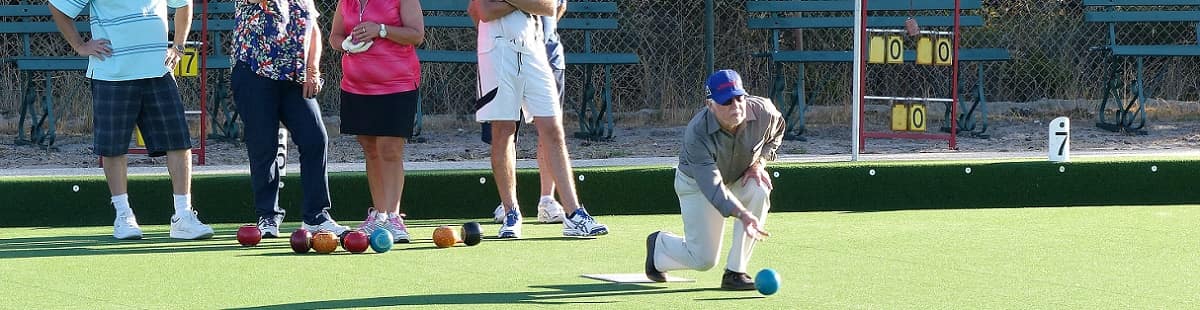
xmin=480 ymin=236 xmax=598 ymax=242
xmin=226 ymin=283 xmax=721 ymax=309
xmin=694 ymin=296 xmax=766 ymax=301
xmin=0 ymin=228 xmax=275 ymax=259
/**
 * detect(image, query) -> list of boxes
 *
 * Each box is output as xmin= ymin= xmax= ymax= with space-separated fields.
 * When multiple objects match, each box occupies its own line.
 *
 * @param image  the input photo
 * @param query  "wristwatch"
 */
xmin=170 ymin=43 xmax=184 ymax=53
xmin=378 ymin=24 xmax=387 ymax=39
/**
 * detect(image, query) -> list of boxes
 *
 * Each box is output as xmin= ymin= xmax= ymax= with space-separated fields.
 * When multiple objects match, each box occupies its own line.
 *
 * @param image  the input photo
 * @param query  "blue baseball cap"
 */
xmin=705 ymin=69 xmax=748 ymax=105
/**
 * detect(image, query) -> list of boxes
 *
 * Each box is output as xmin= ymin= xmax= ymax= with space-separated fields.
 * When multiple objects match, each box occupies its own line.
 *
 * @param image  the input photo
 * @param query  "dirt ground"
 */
xmin=1 ymin=101 xmax=1198 ymax=169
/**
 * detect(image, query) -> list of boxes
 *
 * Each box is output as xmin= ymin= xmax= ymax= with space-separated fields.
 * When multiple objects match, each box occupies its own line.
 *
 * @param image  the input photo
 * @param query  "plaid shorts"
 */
xmin=91 ymin=73 xmax=192 ymax=157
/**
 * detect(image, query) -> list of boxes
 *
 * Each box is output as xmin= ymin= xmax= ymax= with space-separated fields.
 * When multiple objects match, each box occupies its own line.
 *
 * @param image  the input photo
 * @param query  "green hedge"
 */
xmin=2 ymin=158 xmax=1197 ymax=227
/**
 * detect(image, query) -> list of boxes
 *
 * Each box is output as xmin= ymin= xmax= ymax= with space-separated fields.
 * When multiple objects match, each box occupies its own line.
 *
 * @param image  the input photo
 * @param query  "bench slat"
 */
xmin=771 ymin=48 xmax=1010 ymax=63
xmin=747 ymin=0 xmax=982 ymax=12
xmin=195 ymin=19 xmax=238 ymax=31
xmin=0 ymin=19 xmax=238 ymax=33
xmin=559 ymin=18 xmax=618 ymax=30
xmin=420 ymin=0 xmax=469 ymax=11
xmin=1082 ymin=0 xmax=1200 ymax=6
xmin=13 ymin=56 xmax=232 ymax=70
xmin=203 ymin=2 xmax=238 ymax=14
xmin=0 ymin=21 xmax=89 ymax=33
xmin=416 ymin=50 xmax=475 ymax=63
xmin=424 ymin=16 xmax=619 ymax=30
xmin=1085 ymin=11 xmax=1200 ymax=23
xmin=0 ymin=3 xmax=236 ymax=17
xmin=0 ymin=5 xmax=53 ymax=16
xmin=1111 ymin=45 xmax=1200 ymax=56
xmin=750 ymin=16 xmax=983 ymax=29
xmin=419 ymin=0 xmax=617 ymax=13
xmin=423 ymin=15 xmax=474 ymax=28
xmin=566 ymin=2 xmax=618 ymax=13
xmin=564 ymin=52 xmax=639 ymax=64
xmin=417 ymin=50 xmax=639 ymax=65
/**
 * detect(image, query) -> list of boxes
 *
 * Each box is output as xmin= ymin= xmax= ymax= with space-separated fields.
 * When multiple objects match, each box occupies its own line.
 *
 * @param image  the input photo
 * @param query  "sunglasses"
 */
xmin=715 ymin=95 xmax=744 ymax=106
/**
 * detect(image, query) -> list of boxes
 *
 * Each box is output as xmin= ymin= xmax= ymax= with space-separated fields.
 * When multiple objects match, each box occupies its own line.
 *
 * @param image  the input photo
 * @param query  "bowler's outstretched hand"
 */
xmin=738 ymin=211 xmax=770 ymax=241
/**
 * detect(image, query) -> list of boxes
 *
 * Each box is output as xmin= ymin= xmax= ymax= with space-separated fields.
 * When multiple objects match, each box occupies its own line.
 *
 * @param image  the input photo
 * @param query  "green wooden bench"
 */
xmin=0 ymin=1 xmax=238 ymax=148
xmin=1083 ymin=0 xmax=1200 ymax=134
xmin=747 ymin=0 xmax=1010 ymax=139
xmin=419 ymin=0 xmax=639 ymax=141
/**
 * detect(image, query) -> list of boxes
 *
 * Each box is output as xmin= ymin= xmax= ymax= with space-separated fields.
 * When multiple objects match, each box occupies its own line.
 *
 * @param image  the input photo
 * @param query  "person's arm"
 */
xmin=680 ymin=122 xmax=769 ymax=240
xmin=557 ymin=1 xmax=567 ymax=19
xmin=738 ymin=98 xmax=786 ymax=188
xmin=468 ymin=0 xmax=479 ymax=26
xmin=170 ymin=1 xmax=192 ymax=47
xmin=389 ymin=0 xmax=425 ymax=45
xmin=168 ymin=1 xmax=193 ymax=68
xmin=351 ymin=0 xmax=424 ymax=45
xmin=49 ymin=2 xmax=111 ymax=60
xmin=328 ymin=2 xmax=347 ymax=51
xmin=679 ymin=122 xmax=742 ymax=218
xmin=506 ymin=0 xmax=556 ymax=17
xmin=471 ymin=0 xmax=518 ymax=23
xmin=303 ymin=22 xmax=323 ymax=99
xmin=758 ymin=98 xmax=786 ymax=164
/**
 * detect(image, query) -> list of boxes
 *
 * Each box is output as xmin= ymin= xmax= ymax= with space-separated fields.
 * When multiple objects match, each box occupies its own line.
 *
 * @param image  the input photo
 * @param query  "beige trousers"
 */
xmin=653 ymin=169 xmax=771 ymax=273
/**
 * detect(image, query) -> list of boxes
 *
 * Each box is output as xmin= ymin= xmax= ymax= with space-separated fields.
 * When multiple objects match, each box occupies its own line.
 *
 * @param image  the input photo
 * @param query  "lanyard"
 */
xmin=358 ymin=0 xmax=369 ymax=23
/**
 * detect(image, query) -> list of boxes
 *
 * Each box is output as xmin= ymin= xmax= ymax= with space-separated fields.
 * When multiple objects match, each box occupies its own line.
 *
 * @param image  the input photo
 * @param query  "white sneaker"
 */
xmin=303 ymin=217 xmax=350 ymax=236
xmin=498 ymin=208 xmax=522 ymax=239
xmin=170 ymin=210 xmax=214 ymax=240
xmin=257 ymin=215 xmax=282 ymax=238
xmin=492 ymin=204 xmax=505 ymax=223
xmin=563 ymin=207 xmax=608 ymax=237
xmin=537 ymin=197 xmax=566 ymax=223
xmin=113 ymin=214 xmax=143 ymax=240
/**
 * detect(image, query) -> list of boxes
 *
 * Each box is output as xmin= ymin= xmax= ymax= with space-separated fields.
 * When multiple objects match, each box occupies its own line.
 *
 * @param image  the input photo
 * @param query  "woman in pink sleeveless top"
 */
xmin=329 ymin=0 xmax=423 ymax=243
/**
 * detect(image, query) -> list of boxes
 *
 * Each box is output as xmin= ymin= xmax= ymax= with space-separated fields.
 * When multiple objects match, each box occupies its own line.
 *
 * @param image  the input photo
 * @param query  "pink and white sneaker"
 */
xmin=356 ymin=208 xmax=381 ymax=235
xmin=384 ymin=213 xmax=410 ymax=243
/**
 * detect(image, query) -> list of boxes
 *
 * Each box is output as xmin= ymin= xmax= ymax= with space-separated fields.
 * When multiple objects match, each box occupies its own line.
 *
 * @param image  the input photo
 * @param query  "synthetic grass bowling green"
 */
xmin=2 ymin=206 xmax=1199 ymax=308
xmin=1 ymin=156 xmax=1199 ymax=307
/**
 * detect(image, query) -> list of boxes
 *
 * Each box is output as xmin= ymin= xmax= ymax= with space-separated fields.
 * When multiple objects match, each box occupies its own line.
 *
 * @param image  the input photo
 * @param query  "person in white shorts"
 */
xmin=469 ymin=0 xmax=607 ymax=239
xmin=485 ymin=0 xmax=568 ymax=225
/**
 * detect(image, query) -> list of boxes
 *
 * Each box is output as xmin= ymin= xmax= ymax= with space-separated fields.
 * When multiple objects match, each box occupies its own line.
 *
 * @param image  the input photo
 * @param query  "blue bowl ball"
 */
xmin=755 ymin=268 xmax=781 ymax=295
xmin=370 ymin=229 xmax=393 ymax=253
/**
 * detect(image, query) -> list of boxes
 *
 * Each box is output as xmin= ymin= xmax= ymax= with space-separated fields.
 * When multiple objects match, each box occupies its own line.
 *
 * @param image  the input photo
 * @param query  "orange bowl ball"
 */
xmin=432 ymin=226 xmax=460 ymax=248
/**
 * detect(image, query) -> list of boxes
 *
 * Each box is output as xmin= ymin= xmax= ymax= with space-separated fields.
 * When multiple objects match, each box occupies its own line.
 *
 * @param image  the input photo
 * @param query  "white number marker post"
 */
xmin=276 ymin=127 xmax=288 ymax=188
xmin=1048 ymin=117 xmax=1070 ymax=162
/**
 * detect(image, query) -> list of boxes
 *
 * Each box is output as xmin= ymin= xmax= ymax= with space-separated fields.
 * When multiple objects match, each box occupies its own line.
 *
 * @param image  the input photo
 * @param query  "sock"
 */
xmin=173 ymin=194 xmax=192 ymax=216
xmin=539 ymin=195 xmax=555 ymax=204
xmin=111 ymin=194 xmax=132 ymax=216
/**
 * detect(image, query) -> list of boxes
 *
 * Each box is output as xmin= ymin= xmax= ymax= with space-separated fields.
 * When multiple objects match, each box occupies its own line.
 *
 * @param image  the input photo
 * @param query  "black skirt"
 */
xmin=339 ymin=89 xmax=419 ymax=138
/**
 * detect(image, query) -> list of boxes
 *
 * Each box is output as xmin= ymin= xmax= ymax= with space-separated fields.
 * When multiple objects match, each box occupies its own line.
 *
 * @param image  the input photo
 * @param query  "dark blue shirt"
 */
xmin=542 ymin=0 xmax=566 ymax=70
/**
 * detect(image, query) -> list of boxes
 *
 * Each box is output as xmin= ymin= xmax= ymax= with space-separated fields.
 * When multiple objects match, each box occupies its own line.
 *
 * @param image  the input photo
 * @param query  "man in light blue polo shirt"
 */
xmin=50 ymin=0 xmax=213 ymax=240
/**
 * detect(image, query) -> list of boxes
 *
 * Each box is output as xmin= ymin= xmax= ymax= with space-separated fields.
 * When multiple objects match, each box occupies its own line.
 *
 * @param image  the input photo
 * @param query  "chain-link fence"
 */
xmin=2 ymin=0 xmax=1198 ymax=136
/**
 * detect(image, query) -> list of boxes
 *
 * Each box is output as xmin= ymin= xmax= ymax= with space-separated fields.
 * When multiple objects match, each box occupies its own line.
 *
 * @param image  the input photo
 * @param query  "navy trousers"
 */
xmin=231 ymin=62 xmax=333 ymax=225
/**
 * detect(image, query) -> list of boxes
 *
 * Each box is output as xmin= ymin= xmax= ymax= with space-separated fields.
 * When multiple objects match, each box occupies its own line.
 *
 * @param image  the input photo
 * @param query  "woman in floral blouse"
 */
xmin=232 ymin=0 xmax=349 ymax=237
